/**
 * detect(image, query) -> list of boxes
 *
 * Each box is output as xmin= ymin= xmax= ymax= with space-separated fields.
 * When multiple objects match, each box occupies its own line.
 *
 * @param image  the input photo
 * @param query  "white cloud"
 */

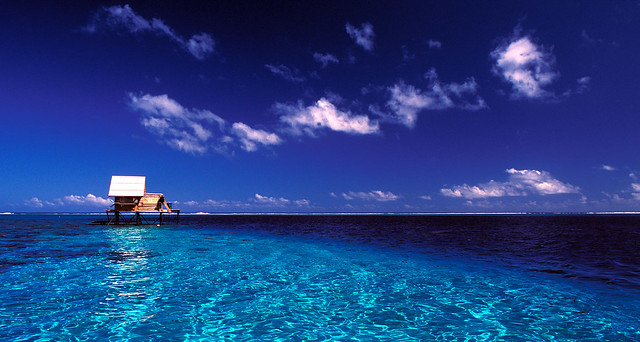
xmin=131 ymin=94 xmax=281 ymax=154
xmin=24 ymin=197 xmax=46 ymax=208
xmin=295 ymin=199 xmax=310 ymax=206
xmin=198 ymin=199 xmax=250 ymax=209
xmin=253 ymin=194 xmax=291 ymax=206
xmin=129 ymin=93 xmax=226 ymax=154
xmin=490 ymin=31 xmax=558 ymax=99
xmin=345 ymin=22 xmax=375 ymax=51
xmin=428 ymin=40 xmax=442 ymax=49
xmin=601 ymin=164 xmax=616 ymax=171
xmin=441 ymin=168 xmax=580 ymax=200
xmin=63 ymin=194 xmax=113 ymax=206
xmin=180 ymin=196 xmax=308 ymax=210
xmin=84 ymin=4 xmax=214 ymax=60
xmin=387 ymin=69 xmax=486 ymax=128
xmin=24 ymin=194 xmax=112 ymax=209
xmin=342 ymin=190 xmax=400 ymax=202
xmin=265 ymin=64 xmax=305 ymax=83
xmin=313 ymin=53 xmax=339 ymax=68
xmin=277 ymin=98 xmax=379 ymax=136
xmin=231 ymin=122 xmax=282 ymax=152
xmin=630 ymin=183 xmax=640 ymax=201
xmin=186 ymin=33 xmax=215 ymax=60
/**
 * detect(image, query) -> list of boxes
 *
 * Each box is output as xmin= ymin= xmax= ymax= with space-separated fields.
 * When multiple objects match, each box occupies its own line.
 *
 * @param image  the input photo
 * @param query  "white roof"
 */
xmin=108 ymin=176 xmax=146 ymax=197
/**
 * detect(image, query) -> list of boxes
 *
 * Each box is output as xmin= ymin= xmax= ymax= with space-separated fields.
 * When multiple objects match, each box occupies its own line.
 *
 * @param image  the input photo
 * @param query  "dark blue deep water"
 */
xmin=1 ymin=214 xmax=639 ymax=340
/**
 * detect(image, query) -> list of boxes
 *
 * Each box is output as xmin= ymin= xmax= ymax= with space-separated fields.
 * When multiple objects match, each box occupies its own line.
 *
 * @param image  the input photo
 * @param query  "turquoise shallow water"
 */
xmin=1 ymin=215 xmax=639 ymax=340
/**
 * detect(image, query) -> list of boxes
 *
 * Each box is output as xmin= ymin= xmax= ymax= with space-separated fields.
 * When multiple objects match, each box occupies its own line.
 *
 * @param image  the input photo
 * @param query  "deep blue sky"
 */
xmin=2 ymin=1 xmax=640 ymax=212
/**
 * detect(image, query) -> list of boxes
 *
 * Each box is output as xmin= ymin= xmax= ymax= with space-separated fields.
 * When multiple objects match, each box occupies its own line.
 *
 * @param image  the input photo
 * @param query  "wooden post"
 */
xmin=115 ymin=211 xmax=120 ymax=225
xmin=159 ymin=212 xmax=163 ymax=225
xmin=135 ymin=212 xmax=140 ymax=225
xmin=162 ymin=198 xmax=171 ymax=213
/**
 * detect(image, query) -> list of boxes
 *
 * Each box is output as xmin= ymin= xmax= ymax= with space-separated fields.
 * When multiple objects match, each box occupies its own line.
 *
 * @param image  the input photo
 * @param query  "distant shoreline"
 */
xmin=3 ymin=211 xmax=640 ymax=216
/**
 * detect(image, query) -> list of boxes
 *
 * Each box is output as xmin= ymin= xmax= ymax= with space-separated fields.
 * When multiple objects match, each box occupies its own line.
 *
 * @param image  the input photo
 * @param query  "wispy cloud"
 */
xmin=253 ymin=194 xmax=309 ymax=207
xmin=346 ymin=22 xmax=375 ymax=51
xmin=276 ymin=98 xmax=379 ymax=136
xmin=581 ymin=29 xmax=603 ymax=45
xmin=63 ymin=194 xmax=113 ymax=206
xmin=24 ymin=194 xmax=112 ymax=208
xmin=441 ymin=168 xmax=580 ymax=199
xmin=428 ymin=39 xmax=442 ymax=49
xmin=386 ymin=68 xmax=486 ymax=128
xmin=601 ymin=164 xmax=616 ymax=171
xmin=401 ymin=45 xmax=415 ymax=61
xmin=632 ymin=183 xmax=640 ymax=200
xmin=232 ymin=122 xmax=282 ymax=152
xmin=129 ymin=93 xmax=225 ymax=154
xmin=84 ymin=4 xmax=214 ymax=60
xmin=562 ymin=76 xmax=591 ymax=97
xmin=313 ymin=52 xmax=339 ymax=68
xmin=24 ymin=197 xmax=51 ymax=208
xmin=129 ymin=93 xmax=281 ymax=154
xmin=342 ymin=190 xmax=400 ymax=202
xmin=253 ymin=194 xmax=290 ymax=206
xmin=490 ymin=28 xmax=558 ymax=99
xmin=177 ymin=199 xmax=250 ymax=210
xmin=265 ymin=64 xmax=305 ymax=83
xmin=179 ymin=195 xmax=310 ymax=210
xmin=295 ymin=199 xmax=310 ymax=206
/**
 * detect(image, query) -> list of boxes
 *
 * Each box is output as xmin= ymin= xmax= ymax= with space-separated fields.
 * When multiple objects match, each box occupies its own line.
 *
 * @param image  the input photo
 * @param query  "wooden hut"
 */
xmin=104 ymin=176 xmax=180 ymax=225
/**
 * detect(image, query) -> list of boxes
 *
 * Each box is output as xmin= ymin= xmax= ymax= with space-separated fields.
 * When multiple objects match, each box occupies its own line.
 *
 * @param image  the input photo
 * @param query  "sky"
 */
xmin=2 ymin=1 xmax=640 ymax=213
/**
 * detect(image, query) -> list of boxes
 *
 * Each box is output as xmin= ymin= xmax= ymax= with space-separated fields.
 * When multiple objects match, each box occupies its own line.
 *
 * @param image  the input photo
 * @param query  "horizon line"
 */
xmin=3 ymin=211 xmax=640 ymax=216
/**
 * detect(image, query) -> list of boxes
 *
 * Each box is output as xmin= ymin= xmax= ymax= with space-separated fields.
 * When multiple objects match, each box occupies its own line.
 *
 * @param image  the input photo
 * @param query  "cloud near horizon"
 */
xmin=24 ymin=194 xmax=112 ymax=208
xmin=631 ymin=183 xmax=640 ymax=201
xmin=441 ymin=168 xmax=580 ymax=199
xmin=342 ymin=190 xmax=400 ymax=202
xmin=84 ymin=4 xmax=214 ymax=60
xmin=253 ymin=194 xmax=310 ymax=207
xmin=176 ymin=195 xmax=310 ymax=210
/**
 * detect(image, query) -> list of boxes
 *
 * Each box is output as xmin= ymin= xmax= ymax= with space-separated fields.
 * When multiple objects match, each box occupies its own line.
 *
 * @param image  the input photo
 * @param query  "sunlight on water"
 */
xmin=0 ymin=216 xmax=639 ymax=340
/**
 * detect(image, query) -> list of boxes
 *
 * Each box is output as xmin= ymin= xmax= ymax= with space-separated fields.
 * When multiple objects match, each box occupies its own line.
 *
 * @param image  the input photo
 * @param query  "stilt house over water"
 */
xmin=104 ymin=176 xmax=180 ymax=225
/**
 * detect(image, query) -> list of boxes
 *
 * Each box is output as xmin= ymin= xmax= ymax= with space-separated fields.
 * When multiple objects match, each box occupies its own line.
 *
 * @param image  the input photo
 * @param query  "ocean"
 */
xmin=1 ymin=214 xmax=639 ymax=340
